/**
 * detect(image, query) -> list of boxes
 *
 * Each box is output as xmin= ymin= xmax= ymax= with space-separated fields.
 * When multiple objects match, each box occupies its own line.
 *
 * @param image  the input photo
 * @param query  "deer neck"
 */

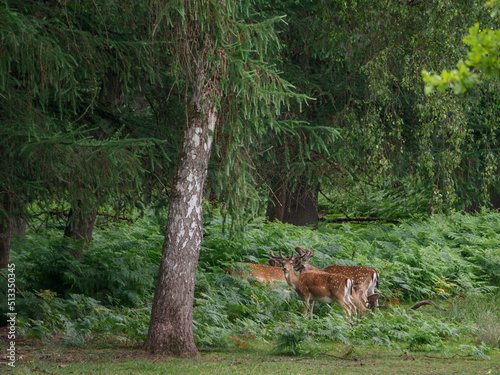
xmin=283 ymin=267 xmax=300 ymax=289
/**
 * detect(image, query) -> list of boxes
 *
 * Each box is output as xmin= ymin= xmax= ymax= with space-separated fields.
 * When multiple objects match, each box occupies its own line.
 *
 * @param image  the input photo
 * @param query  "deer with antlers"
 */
xmin=294 ymin=247 xmax=379 ymax=308
xmin=270 ymin=250 xmax=365 ymax=319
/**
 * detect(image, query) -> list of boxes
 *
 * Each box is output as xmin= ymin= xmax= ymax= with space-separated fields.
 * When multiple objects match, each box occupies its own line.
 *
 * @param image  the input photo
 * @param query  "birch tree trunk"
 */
xmin=145 ymin=65 xmax=218 ymax=355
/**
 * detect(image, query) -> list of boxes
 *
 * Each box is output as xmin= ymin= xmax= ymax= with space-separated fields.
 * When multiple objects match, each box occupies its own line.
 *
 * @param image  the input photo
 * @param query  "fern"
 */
xmin=6 ymin=209 xmax=500 ymax=352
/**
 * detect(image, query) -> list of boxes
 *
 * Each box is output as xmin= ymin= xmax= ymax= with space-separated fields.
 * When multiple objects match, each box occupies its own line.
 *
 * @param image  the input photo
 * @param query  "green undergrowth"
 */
xmin=1 ymin=210 xmax=499 ymax=359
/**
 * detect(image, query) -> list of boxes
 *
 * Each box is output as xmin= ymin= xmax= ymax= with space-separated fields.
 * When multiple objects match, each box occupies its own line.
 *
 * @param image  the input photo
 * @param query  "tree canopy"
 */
xmin=423 ymin=0 xmax=500 ymax=94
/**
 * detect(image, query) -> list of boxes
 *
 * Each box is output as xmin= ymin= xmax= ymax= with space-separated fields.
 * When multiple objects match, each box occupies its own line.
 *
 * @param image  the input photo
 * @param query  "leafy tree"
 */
xmin=423 ymin=0 xmax=500 ymax=94
xmin=257 ymin=0 xmax=500 ymax=220
xmin=421 ymin=0 xmax=500 ymax=210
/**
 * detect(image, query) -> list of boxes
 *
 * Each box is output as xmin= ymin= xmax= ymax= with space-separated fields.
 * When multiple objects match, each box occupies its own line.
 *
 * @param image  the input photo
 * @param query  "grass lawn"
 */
xmin=4 ymin=337 xmax=500 ymax=375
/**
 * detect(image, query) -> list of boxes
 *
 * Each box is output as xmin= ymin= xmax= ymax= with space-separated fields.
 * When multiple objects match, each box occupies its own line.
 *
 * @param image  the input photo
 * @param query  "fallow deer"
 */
xmin=225 ymin=262 xmax=286 ymax=284
xmin=270 ymin=250 xmax=365 ymax=318
xmin=295 ymin=247 xmax=379 ymax=307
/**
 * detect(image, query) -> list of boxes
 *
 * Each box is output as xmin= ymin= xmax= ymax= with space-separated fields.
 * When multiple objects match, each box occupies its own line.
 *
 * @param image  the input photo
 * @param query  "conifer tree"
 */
xmin=0 ymin=0 xmax=171 ymax=264
xmin=145 ymin=0 xmax=306 ymax=355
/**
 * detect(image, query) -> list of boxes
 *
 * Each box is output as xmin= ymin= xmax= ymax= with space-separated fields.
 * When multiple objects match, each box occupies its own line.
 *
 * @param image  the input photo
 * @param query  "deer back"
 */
xmin=226 ymin=262 xmax=285 ymax=283
xmin=246 ymin=263 xmax=286 ymax=283
xmin=297 ymin=271 xmax=352 ymax=305
xmin=323 ymin=264 xmax=378 ymax=292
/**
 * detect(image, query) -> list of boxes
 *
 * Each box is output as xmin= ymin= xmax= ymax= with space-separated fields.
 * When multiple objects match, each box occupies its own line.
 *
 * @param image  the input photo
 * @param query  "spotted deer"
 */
xmin=225 ymin=262 xmax=286 ymax=284
xmin=270 ymin=250 xmax=365 ymax=318
xmin=295 ymin=247 xmax=379 ymax=307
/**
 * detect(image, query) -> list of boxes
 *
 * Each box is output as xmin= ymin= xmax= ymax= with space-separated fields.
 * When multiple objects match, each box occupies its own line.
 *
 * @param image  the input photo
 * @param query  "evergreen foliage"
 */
xmin=0 ymin=0 xmax=178 ymax=245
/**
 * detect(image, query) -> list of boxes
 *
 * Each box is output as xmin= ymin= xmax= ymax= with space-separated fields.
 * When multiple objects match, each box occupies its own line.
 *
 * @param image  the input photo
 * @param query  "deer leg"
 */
xmin=343 ymin=279 xmax=356 ymax=317
xmin=355 ymin=288 xmax=369 ymax=308
xmin=301 ymin=293 xmax=314 ymax=320
xmin=366 ymin=273 xmax=379 ymax=305
xmin=301 ymin=301 xmax=308 ymax=316
xmin=308 ymin=301 xmax=315 ymax=319
xmin=337 ymin=300 xmax=351 ymax=318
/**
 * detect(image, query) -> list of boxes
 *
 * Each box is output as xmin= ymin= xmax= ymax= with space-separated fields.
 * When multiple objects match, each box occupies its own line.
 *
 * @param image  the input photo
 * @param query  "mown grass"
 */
xmin=6 ymin=339 xmax=500 ymax=375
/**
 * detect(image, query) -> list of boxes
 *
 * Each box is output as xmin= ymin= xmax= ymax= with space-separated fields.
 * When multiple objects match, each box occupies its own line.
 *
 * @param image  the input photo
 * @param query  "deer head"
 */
xmin=270 ymin=249 xmax=305 ymax=273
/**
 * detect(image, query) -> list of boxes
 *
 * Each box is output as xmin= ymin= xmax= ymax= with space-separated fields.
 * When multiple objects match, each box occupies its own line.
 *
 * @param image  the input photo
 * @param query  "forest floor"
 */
xmin=2 ymin=333 xmax=499 ymax=375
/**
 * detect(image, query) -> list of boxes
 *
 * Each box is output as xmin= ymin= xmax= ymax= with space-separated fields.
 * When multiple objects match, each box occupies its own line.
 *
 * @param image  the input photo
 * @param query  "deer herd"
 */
xmin=228 ymin=246 xmax=380 ymax=319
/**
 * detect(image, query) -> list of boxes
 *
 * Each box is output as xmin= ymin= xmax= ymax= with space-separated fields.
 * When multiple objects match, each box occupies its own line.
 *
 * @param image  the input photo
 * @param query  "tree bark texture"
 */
xmin=267 ymin=178 xmax=319 ymax=226
xmin=12 ymin=217 xmax=26 ymax=237
xmin=0 ymin=194 xmax=14 ymax=269
xmin=146 ymin=68 xmax=218 ymax=356
xmin=266 ymin=179 xmax=287 ymax=222
xmin=282 ymin=179 xmax=319 ymax=226
xmin=64 ymin=202 xmax=98 ymax=258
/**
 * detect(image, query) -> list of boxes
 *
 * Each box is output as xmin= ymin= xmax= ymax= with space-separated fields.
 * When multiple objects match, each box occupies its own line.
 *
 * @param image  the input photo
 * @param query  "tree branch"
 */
xmin=410 ymin=300 xmax=447 ymax=311
xmin=324 ymin=217 xmax=400 ymax=224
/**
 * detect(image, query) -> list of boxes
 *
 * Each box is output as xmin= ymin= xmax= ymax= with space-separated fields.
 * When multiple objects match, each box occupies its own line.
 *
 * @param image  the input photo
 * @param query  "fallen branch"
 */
xmin=30 ymin=210 xmax=134 ymax=223
xmin=263 ymin=357 xmax=310 ymax=363
xmin=410 ymin=300 xmax=447 ymax=311
xmin=97 ymin=212 xmax=135 ymax=223
xmin=324 ymin=217 xmax=400 ymax=224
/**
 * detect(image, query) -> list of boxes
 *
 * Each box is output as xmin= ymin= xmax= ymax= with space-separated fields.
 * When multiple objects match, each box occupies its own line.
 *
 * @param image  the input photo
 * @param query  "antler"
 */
xmin=270 ymin=249 xmax=285 ymax=259
xmin=295 ymin=247 xmax=313 ymax=261
xmin=294 ymin=247 xmax=312 ymax=268
xmin=305 ymin=249 xmax=313 ymax=261
xmin=268 ymin=258 xmax=281 ymax=267
xmin=270 ymin=249 xmax=299 ymax=260
xmin=269 ymin=250 xmax=285 ymax=267
xmin=295 ymin=246 xmax=306 ymax=256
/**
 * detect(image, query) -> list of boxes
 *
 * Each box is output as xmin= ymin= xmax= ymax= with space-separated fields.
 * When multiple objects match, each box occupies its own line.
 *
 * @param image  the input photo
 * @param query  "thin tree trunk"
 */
xmin=12 ymin=217 xmax=26 ymax=237
xmin=0 ymin=194 xmax=14 ymax=269
xmin=146 ymin=67 xmax=218 ymax=356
